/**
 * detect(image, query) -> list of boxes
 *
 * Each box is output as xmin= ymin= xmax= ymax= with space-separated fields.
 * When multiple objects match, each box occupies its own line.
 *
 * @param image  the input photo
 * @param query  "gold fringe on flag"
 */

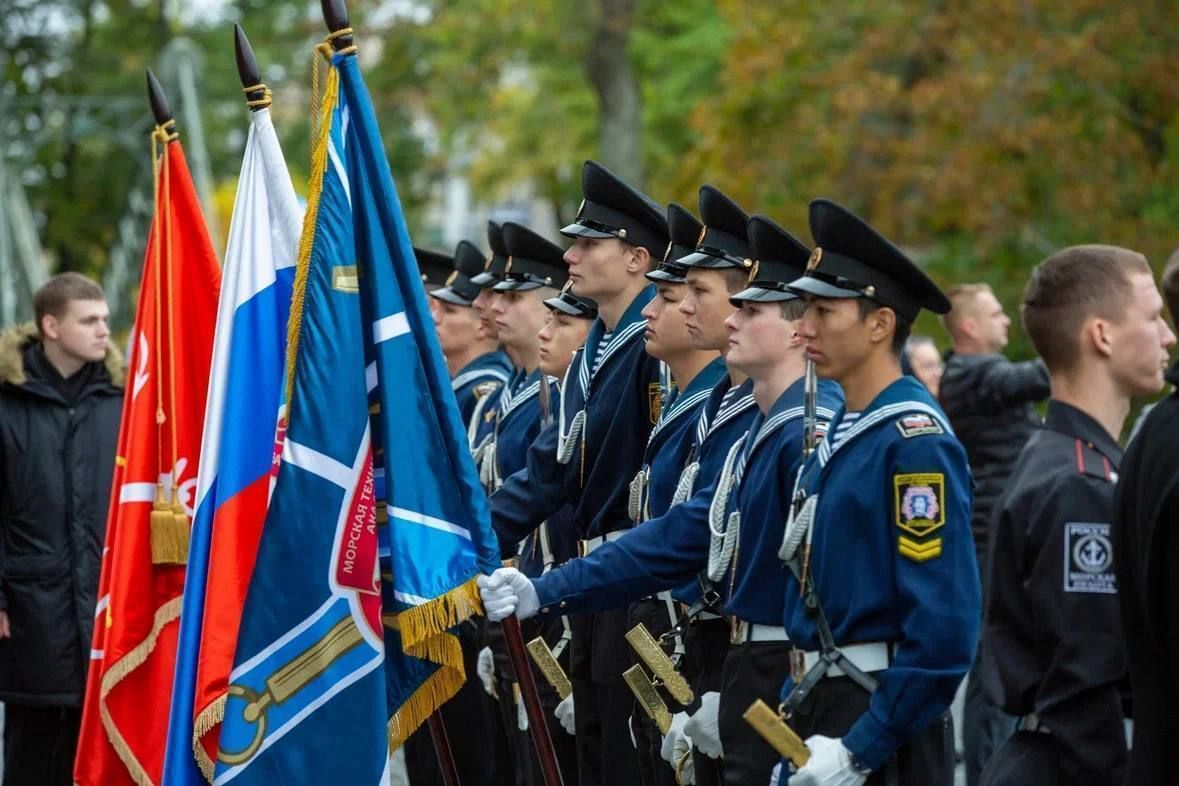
xmin=191 ymin=693 xmax=226 ymax=783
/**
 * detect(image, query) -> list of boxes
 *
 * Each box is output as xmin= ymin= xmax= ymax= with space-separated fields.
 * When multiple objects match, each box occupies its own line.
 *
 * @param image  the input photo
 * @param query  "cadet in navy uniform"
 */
xmin=629 ymin=213 xmax=726 ymax=786
xmin=980 ymin=247 xmax=1174 ymax=786
xmin=415 ymin=246 xmax=455 ymax=289
xmin=485 ymin=160 xmax=668 ymax=786
xmin=479 ymin=214 xmax=841 ymax=786
xmin=470 ymin=220 xmax=513 ymax=344
xmin=428 ymin=239 xmax=513 ymax=425
xmin=776 ymin=199 xmax=978 ymax=786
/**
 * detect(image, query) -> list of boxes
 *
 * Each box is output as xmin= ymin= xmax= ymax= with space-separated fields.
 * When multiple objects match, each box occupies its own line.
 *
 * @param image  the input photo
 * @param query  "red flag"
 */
xmin=76 ymin=128 xmax=221 ymax=786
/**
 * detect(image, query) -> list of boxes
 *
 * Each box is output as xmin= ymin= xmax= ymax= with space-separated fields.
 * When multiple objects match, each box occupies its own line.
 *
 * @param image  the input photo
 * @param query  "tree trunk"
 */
xmin=584 ymin=0 xmax=644 ymax=188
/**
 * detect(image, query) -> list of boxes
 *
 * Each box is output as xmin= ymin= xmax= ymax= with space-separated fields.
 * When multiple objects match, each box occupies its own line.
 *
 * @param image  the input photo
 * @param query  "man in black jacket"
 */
xmin=1112 ymin=250 xmax=1179 ymax=786
xmin=939 ymin=282 xmax=1049 ymax=786
xmin=0 ymin=273 xmax=123 ymax=786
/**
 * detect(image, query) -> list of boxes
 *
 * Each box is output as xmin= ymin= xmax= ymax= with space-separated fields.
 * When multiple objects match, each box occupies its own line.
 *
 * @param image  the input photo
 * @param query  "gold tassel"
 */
xmin=150 ymin=483 xmax=189 ymax=565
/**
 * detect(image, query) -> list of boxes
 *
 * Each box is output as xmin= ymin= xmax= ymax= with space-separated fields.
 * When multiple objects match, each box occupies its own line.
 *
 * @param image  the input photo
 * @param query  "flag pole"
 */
xmin=234 ymin=24 xmax=270 ymax=112
xmin=427 ymin=715 xmax=462 ymax=786
xmin=502 ymin=615 xmax=565 ymax=786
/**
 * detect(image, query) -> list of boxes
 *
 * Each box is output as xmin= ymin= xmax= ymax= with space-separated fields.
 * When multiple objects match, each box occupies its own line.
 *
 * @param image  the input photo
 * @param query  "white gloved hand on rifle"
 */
xmin=788 ymin=735 xmax=866 ymax=786
xmin=477 ymin=567 xmax=539 ymax=622
xmin=683 ymin=692 xmax=722 ymax=759
xmin=554 ymin=694 xmax=576 ymax=736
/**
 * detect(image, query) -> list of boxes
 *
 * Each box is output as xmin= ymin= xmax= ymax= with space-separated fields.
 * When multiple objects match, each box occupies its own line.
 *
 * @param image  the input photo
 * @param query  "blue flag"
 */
xmin=213 ymin=44 xmax=500 ymax=785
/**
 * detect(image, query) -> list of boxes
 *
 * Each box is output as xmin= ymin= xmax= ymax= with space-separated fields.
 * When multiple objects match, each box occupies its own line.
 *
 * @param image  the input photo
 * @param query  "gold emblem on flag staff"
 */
xmin=743 ymin=699 xmax=811 ymax=768
xmin=624 ymin=665 xmax=672 ymax=734
xmin=332 ymin=265 xmax=360 ymax=293
xmin=526 ymin=636 xmax=572 ymax=700
xmin=625 ymin=624 xmax=694 ymax=706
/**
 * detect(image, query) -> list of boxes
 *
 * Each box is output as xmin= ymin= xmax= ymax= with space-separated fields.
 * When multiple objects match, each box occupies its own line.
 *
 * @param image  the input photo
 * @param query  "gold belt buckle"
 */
xmin=789 ymin=648 xmax=807 ymax=684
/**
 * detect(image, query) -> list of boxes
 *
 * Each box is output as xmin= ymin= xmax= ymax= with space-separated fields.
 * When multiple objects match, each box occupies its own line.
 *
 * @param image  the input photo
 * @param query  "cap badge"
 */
xmin=504 ymin=256 xmax=514 ymax=273
xmin=697 ymin=226 xmax=707 ymax=247
xmin=806 ymin=247 xmax=823 ymax=273
xmin=561 ymin=280 xmax=574 ymax=294
xmin=749 ymin=260 xmax=760 ymax=280
xmin=576 ymin=199 xmax=586 ymax=218
xmin=445 ymin=270 xmax=459 ymax=286
xmin=483 ymin=255 xmax=493 ymax=271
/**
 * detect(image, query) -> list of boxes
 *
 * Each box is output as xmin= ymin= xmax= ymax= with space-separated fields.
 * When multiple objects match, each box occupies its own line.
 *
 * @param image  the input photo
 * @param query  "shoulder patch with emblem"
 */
xmin=473 ymin=381 xmax=500 ymax=399
xmin=894 ymin=472 xmax=946 ymax=562
xmin=648 ymin=382 xmax=663 ymax=425
xmin=896 ymin=413 xmax=944 ymax=439
xmin=1063 ymin=522 xmax=1116 ymax=594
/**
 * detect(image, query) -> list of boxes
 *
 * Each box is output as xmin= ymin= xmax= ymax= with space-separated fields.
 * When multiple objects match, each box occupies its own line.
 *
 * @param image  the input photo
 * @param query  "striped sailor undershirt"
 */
xmin=592 ymin=330 xmax=613 ymax=376
xmin=830 ymin=411 xmax=861 ymax=449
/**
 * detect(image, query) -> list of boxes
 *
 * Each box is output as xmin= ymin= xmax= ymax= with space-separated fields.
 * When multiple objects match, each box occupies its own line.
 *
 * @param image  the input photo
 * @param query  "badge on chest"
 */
xmin=893 ymin=472 xmax=946 ymax=562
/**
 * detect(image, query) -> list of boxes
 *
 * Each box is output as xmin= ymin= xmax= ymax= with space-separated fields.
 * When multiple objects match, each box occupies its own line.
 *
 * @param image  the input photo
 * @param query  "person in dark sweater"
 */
xmin=1112 ymin=249 xmax=1179 ymax=786
xmin=938 ymin=282 xmax=1049 ymax=786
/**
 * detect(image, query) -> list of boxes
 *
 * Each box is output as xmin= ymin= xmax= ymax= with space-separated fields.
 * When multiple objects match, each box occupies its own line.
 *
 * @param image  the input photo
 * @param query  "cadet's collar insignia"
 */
xmin=806 ymin=247 xmax=823 ymax=272
xmin=648 ymin=382 xmax=663 ymax=425
xmin=894 ymin=472 xmax=945 ymax=562
xmin=1064 ymin=522 xmax=1116 ymax=593
xmin=697 ymin=226 xmax=708 ymax=247
xmin=896 ymin=413 xmax=944 ymax=439
xmin=504 ymin=256 xmax=514 ymax=273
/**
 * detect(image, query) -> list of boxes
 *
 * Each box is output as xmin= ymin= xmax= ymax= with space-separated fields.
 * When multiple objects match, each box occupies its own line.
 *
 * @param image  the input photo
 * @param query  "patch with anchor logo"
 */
xmin=1063 ymin=522 xmax=1116 ymax=593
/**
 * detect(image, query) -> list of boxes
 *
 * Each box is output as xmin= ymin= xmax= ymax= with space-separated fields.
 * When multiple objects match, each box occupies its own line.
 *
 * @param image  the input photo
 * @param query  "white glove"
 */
xmin=673 ymin=727 xmax=695 ymax=784
xmin=517 ymin=691 xmax=529 ymax=732
xmin=661 ymin=711 xmax=690 ymax=765
xmin=477 ymin=568 xmax=539 ymax=621
xmin=769 ymin=762 xmax=781 ymax=786
xmin=554 ymin=694 xmax=576 ymax=736
xmin=476 ymin=646 xmax=495 ymax=696
xmin=789 ymin=735 xmax=866 ymax=786
xmin=683 ymin=691 xmax=722 ymax=759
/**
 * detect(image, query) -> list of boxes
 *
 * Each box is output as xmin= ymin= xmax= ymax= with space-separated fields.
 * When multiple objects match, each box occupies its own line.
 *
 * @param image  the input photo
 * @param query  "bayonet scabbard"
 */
xmin=525 ymin=636 xmax=572 ymax=700
xmin=625 ymin=623 xmax=694 ymax=706
xmin=623 ymin=665 xmax=672 ymax=734
xmin=743 ymin=699 xmax=811 ymax=768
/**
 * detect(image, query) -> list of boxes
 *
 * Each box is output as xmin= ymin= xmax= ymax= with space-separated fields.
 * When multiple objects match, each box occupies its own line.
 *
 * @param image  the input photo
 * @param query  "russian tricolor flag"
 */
xmin=161 ymin=105 xmax=302 ymax=785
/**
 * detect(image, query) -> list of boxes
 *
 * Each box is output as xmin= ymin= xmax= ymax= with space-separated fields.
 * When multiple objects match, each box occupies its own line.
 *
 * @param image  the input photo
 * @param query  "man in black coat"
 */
xmin=0 ymin=273 xmax=123 ymax=786
xmin=938 ymin=282 xmax=1050 ymax=786
xmin=1112 ymin=250 xmax=1179 ymax=786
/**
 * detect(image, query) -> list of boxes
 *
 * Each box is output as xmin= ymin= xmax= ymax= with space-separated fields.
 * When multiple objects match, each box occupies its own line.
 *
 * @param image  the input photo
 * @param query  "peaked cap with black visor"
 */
xmin=787 ymin=199 xmax=951 ymax=321
xmin=678 ymin=185 xmax=754 ymax=272
xmin=730 ymin=215 xmax=811 ymax=305
xmin=429 ymin=239 xmax=488 ymax=306
xmin=647 ymin=202 xmax=701 ymax=285
xmin=470 ymin=220 xmax=510 ymax=287
xmin=494 ymin=223 xmax=570 ymax=292
xmin=561 ymin=160 xmax=669 ymax=258
xmin=414 ymin=247 xmax=454 ymax=289
xmin=544 ymin=285 xmax=599 ymax=319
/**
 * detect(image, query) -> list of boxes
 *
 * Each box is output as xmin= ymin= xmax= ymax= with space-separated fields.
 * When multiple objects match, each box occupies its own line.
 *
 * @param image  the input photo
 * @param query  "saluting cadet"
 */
xmin=479 ymin=213 xmax=841 ymax=786
xmin=428 ymin=239 xmax=513 ymax=425
xmin=486 ymin=160 xmax=668 ymax=786
xmin=980 ymin=247 xmax=1174 ymax=786
xmin=629 ymin=208 xmax=726 ymax=786
xmin=774 ymin=199 xmax=978 ymax=786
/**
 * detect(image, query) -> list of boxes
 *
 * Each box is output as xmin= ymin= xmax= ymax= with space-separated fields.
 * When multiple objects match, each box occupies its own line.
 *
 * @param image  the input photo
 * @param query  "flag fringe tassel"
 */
xmin=398 ymin=575 xmax=484 ymax=651
xmin=191 ymin=693 xmax=226 ymax=783
xmin=386 ymin=632 xmax=465 ymax=752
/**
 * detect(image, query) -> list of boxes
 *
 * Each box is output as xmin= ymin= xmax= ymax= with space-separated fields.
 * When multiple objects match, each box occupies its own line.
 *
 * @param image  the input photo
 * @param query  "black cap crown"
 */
xmin=730 ymin=215 xmax=810 ymax=304
xmin=679 ymin=185 xmax=753 ymax=271
xmin=430 ymin=239 xmax=487 ymax=306
xmin=545 ymin=282 xmax=599 ymax=319
xmin=561 ymin=160 xmax=668 ymax=257
xmin=787 ymin=199 xmax=950 ymax=321
xmin=647 ymin=203 xmax=700 ymax=284
xmin=414 ymin=247 xmax=454 ymax=289
xmin=494 ymin=223 xmax=570 ymax=292
xmin=471 ymin=220 xmax=510 ymax=287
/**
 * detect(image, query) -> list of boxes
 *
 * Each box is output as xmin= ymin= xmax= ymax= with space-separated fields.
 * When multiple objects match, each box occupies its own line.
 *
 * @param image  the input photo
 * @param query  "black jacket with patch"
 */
xmin=938 ymin=351 xmax=1049 ymax=555
xmin=981 ymin=400 xmax=1126 ymax=783
xmin=1113 ymin=361 xmax=1179 ymax=786
xmin=0 ymin=324 xmax=124 ymax=706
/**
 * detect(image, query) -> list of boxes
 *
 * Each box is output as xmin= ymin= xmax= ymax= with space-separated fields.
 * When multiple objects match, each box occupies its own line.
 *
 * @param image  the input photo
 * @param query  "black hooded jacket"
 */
xmin=0 ymin=324 xmax=123 ymax=705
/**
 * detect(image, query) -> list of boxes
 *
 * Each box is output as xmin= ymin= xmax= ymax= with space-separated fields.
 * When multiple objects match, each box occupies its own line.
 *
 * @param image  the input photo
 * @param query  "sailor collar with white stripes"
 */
xmin=498 ymin=368 xmax=555 ymax=421
xmin=451 ymin=355 xmax=510 ymax=392
xmin=576 ymin=286 xmax=654 ymax=396
xmin=743 ymin=376 xmax=837 ymax=466
xmin=646 ymin=357 xmax=727 ymax=450
xmin=814 ymin=379 xmax=953 ymax=470
xmin=695 ymin=376 xmax=756 ymax=447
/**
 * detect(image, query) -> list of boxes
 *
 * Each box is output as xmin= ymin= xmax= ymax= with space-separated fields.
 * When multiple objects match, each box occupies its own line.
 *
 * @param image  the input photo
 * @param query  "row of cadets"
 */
xmin=479 ymin=195 xmax=844 ymax=786
xmin=475 ymin=221 xmax=584 ymax=786
xmin=775 ymin=200 xmax=979 ymax=785
xmin=424 ymin=237 xmax=514 ymax=426
xmin=487 ymin=160 xmax=669 ymax=785
xmin=626 ymin=201 xmax=728 ymax=786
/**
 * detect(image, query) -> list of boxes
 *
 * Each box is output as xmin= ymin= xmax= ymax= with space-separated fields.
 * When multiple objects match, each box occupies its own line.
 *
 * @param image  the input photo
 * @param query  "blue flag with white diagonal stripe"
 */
xmin=213 ymin=45 xmax=499 ymax=785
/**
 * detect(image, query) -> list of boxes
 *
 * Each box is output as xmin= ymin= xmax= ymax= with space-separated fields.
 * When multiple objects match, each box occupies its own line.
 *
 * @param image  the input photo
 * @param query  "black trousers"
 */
xmin=3 ymin=704 xmax=81 ymax=786
xmin=571 ymin=609 xmax=642 ymax=786
xmin=405 ymin=619 xmax=508 ymax=786
xmin=681 ymin=617 xmax=729 ymax=786
xmin=978 ymin=731 xmax=1060 ymax=786
xmin=717 ymin=640 xmax=793 ymax=786
xmin=789 ymin=674 xmax=956 ymax=786
xmin=627 ymin=597 xmax=678 ymax=786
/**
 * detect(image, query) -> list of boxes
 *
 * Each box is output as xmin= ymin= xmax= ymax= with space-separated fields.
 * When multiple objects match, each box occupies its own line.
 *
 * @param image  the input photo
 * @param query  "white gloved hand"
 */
xmin=661 ymin=711 xmax=690 ymax=765
xmin=476 ymin=646 xmax=496 ymax=696
xmin=517 ymin=692 xmax=529 ymax=732
xmin=683 ymin=691 xmax=722 ymax=759
xmin=477 ymin=568 xmax=539 ymax=622
xmin=789 ymin=736 xmax=866 ymax=786
xmin=554 ymin=694 xmax=576 ymax=736
xmin=673 ymin=726 xmax=695 ymax=784
xmin=768 ymin=762 xmax=782 ymax=786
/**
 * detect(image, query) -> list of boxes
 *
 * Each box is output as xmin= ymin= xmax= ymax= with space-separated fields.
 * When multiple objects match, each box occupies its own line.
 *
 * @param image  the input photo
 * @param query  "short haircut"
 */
xmin=941 ymin=283 xmax=993 ymax=338
xmin=34 ymin=272 xmax=105 ymax=336
xmin=1162 ymin=249 xmax=1179 ymax=323
xmin=722 ymin=267 xmax=751 ymax=294
xmin=1021 ymin=245 xmax=1151 ymax=374
xmin=858 ymin=297 xmax=911 ymax=355
xmin=779 ymin=298 xmax=808 ymax=321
